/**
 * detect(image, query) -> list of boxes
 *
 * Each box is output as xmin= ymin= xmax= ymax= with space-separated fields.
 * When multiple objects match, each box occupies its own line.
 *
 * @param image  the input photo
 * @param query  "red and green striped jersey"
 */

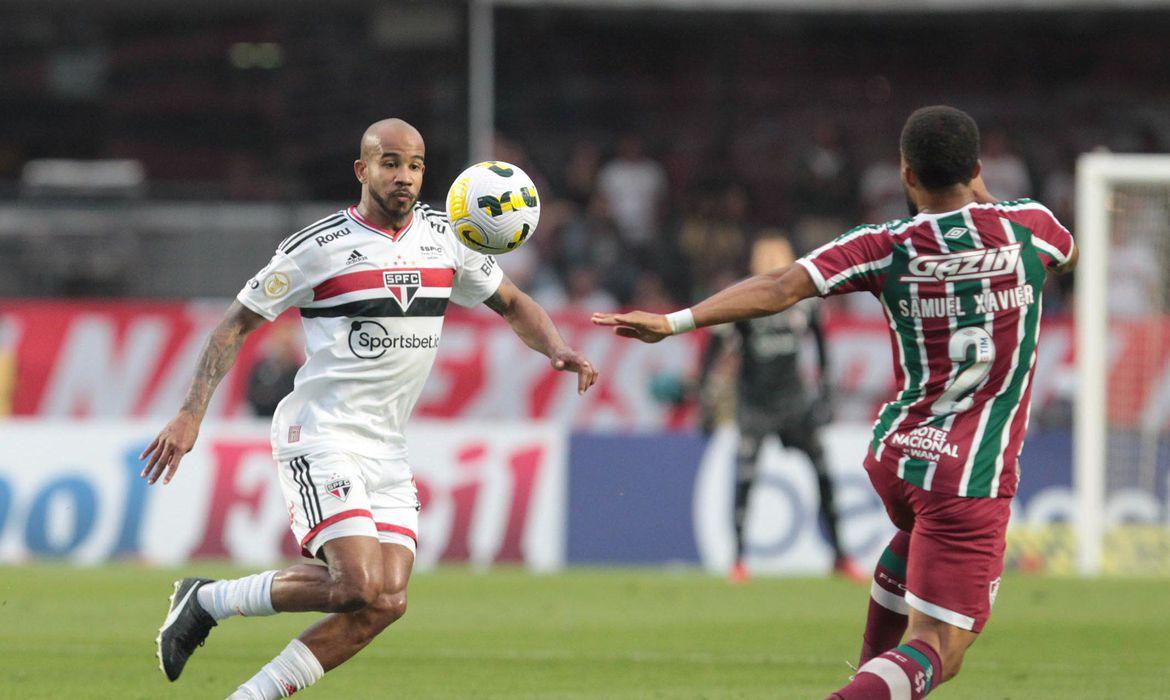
xmin=796 ymin=199 xmax=1074 ymax=498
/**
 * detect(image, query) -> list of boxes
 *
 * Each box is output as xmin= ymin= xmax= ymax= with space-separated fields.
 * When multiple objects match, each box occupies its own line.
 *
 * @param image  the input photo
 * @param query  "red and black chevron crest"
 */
xmin=383 ymin=271 xmax=422 ymax=311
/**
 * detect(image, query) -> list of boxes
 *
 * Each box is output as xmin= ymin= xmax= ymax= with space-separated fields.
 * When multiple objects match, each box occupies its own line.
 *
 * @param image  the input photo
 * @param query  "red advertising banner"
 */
xmin=3 ymin=299 xmax=1162 ymax=428
xmin=0 ymin=300 xmax=704 ymax=428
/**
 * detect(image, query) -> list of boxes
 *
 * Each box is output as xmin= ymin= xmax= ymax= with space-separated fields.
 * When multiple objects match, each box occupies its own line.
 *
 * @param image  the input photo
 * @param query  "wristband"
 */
xmin=665 ymin=308 xmax=696 ymax=335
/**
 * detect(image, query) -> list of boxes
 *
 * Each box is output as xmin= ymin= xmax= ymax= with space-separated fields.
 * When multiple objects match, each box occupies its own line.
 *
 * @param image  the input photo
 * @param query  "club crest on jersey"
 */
xmin=383 ymin=270 xmax=421 ymax=311
xmin=900 ymin=243 xmax=1021 ymax=283
xmin=326 ymin=474 xmax=352 ymax=502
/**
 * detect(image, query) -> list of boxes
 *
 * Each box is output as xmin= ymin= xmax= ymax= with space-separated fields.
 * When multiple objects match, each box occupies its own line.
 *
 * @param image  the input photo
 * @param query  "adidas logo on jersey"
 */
xmin=345 ymin=250 xmax=367 ymax=265
xmin=901 ymin=243 xmax=1021 ymax=283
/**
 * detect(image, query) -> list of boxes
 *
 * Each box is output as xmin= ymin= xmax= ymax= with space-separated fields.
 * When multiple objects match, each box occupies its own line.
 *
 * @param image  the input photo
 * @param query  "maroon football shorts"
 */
xmin=865 ymin=452 xmax=1012 ymax=633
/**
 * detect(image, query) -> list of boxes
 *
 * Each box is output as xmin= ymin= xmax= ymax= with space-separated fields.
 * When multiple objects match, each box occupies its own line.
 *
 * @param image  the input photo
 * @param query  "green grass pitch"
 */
xmin=1 ymin=565 xmax=1167 ymax=698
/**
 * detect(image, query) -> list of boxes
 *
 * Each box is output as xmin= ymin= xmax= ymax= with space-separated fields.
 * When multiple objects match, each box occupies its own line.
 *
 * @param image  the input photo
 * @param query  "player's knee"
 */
xmin=349 ymin=590 xmax=407 ymax=641
xmin=912 ymin=635 xmax=966 ymax=684
xmin=371 ymin=590 xmax=408 ymax=625
xmin=905 ymin=621 xmax=971 ymax=686
xmin=330 ymin=569 xmax=384 ymax=612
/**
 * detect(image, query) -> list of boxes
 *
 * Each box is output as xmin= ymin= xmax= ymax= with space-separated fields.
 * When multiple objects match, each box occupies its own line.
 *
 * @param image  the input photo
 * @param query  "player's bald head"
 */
xmin=359 ymin=118 xmax=425 ymax=161
xmin=354 ymin=118 xmax=426 ymax=225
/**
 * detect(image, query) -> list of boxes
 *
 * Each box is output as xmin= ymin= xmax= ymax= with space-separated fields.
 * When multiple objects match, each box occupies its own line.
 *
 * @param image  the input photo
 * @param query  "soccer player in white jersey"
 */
xmin=594 ymin=106 xmax=1076 ymax=699
xmin=140 ymin=118 xmax=598 ymax=699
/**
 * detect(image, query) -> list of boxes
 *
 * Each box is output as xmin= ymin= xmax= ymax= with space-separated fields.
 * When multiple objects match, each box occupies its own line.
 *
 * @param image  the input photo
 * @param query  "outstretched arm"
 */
xmin=592 ymin=264 xmax=820 ymax=343
xmin=140 ymin=301 xmax=267 ymax=484
xmin=484 ymin=276 xmax=598 ymax=394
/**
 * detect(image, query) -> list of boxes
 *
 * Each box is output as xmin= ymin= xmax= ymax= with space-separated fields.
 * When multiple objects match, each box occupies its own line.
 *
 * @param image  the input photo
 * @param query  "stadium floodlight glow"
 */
xmin=1074 ymin=152 xmax=1170 ymax=577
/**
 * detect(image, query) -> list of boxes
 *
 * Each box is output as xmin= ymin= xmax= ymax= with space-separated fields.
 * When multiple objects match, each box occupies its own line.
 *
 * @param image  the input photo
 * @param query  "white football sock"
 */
xmin=229 ymin=639 xmax=324 ymax=699
xmin=197 ymin=570 xmax=277 ymax=621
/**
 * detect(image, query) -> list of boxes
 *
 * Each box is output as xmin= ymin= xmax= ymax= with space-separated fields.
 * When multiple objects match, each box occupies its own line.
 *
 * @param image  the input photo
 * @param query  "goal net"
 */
xmin=1075 ymin=153 xmax=1170 ymax=576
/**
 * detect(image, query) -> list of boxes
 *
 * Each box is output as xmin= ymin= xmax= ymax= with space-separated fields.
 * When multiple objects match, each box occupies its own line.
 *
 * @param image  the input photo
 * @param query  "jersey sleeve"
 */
xmin=796 ymin=226 xmax=894 ymax=296
xmin=996 ymin=199 xmax=1075 ymax=268
xmin=450 ymin=247 xmax=505 ymax=307
xmin=236 ymin=250 xmax=314 ymax=321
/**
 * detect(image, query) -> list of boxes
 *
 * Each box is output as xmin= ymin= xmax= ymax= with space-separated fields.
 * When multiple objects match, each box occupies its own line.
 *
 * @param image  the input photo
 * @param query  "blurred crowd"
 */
xmin=490 ymin=122 xmax=1166 ymax=317
xmin=2 ymin=6 xmax=1170 ymax=318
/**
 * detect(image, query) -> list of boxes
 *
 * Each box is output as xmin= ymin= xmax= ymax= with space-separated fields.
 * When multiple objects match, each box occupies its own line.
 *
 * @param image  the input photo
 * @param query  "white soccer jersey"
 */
xmin=237 ymin=203 xmax=503 ymax=460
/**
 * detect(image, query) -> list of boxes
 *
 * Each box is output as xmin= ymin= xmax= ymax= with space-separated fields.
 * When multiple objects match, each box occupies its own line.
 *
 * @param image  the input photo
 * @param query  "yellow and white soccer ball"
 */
xmin=446 ymin=161 xmax=540 ymax=255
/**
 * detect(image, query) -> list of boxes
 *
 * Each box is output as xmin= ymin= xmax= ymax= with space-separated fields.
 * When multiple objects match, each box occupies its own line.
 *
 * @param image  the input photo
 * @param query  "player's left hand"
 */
xmin=591 ymin=311 xmax=671 ymax=343
xmin=551 ymin=348 xmax=599 ymax=394
xmin=139 ymin=410 xmax=201 ymax=486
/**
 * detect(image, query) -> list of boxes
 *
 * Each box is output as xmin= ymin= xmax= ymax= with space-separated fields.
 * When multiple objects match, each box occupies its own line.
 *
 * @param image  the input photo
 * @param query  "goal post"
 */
xmin=1074 ymin=152 xmax=1170 ymax=576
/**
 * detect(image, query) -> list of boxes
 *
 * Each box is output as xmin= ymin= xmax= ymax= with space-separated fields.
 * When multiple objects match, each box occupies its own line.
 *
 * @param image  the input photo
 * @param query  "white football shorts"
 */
xmin=277 ymin=450 xmax=420 ymax=559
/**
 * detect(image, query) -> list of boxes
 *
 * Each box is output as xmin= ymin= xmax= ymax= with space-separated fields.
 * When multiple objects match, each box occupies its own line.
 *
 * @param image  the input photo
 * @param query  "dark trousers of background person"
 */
xmin=733 ymin=407 xmax=846 ymax=562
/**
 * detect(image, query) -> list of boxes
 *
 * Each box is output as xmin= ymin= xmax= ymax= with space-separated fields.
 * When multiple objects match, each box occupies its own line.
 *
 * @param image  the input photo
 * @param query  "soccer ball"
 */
xmin=446 ymin=161 xmax=540 ymax=255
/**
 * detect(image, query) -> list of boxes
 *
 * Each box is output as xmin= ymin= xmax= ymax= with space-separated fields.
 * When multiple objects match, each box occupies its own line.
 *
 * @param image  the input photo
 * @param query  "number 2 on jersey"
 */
xmin=931 ymin=327 xmax=995 ymax=415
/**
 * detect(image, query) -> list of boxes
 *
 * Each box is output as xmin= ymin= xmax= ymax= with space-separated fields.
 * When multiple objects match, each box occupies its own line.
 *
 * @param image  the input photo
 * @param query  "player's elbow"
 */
xmin=772 ymin=265 xmax=819 ymax=312
xmin=226 ymin=300 xmax=268 ymax=334
xmin=499 ymin=297 xmax=523 ymax=320
xmin=1055 ymin=262 xmax=1077 ymax=276
xmin=1052 ymin=243 xmax=1079 ymax=275
xmin=764 ymin=282 xmax=806 ymax=315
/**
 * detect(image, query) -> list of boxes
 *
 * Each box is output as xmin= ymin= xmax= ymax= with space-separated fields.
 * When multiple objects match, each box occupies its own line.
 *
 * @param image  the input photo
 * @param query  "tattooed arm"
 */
xmin=484 ymin=276 xmax=598 ymax=394
xmin=140 ymin=301 xmax=267 ymax=485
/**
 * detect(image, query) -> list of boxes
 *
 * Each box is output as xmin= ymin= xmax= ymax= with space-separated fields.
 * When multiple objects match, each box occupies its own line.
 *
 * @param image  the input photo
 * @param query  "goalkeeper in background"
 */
xmin=700 ymin=234 xmax=866 ymax=584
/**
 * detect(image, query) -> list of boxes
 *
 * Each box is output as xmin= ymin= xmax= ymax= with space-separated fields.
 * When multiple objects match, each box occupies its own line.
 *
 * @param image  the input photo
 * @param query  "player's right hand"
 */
xmin=591 ymin=311 xmax=671 ymax=343
xmin=139 ymin=411 xmax=201 ymax=485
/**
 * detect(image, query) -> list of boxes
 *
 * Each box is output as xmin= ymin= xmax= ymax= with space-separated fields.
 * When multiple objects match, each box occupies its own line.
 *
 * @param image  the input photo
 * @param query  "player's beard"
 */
xmin=371 ymin=187 xmax=416 ymax=226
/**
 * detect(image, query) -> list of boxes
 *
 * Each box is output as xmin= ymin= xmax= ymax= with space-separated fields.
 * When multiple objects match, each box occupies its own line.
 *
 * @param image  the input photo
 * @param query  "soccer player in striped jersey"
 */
xmin=593 ymin=106 xmax=1076 ymax=699
xmin=140 ymin=118 xmax=597 ymax=699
